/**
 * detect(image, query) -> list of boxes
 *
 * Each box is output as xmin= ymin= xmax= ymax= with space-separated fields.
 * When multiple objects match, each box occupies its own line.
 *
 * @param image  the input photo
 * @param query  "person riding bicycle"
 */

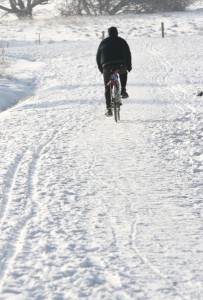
xmin=96 ymin=26 xmax=132 ymax=116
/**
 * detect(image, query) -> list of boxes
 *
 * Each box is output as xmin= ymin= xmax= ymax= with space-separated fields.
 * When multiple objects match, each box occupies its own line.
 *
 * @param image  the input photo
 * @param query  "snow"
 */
xmin=0 ymin=3 xmax=203 ymax=300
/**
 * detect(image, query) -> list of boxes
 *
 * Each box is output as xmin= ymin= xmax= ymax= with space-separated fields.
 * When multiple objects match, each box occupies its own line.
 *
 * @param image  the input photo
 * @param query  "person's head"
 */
xmin=108 ymin=27 xmax=118 ymax=37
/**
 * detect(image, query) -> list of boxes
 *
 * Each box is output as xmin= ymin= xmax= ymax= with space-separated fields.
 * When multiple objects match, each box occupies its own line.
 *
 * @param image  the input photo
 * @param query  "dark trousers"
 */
xmin=103 ymin=63 xmax=127 ymax=109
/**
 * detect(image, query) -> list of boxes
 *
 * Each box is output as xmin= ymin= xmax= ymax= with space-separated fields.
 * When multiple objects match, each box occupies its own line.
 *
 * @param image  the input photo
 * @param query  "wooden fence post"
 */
xmin=161 ymin=22 xmax=165 ymax=38
xmin=102 ymin=31 xmax=105 ymax=40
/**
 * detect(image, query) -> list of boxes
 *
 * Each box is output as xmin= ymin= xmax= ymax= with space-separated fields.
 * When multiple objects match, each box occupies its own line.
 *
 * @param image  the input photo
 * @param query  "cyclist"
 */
xmin=96 ymin=26 xmax=132 ymax=116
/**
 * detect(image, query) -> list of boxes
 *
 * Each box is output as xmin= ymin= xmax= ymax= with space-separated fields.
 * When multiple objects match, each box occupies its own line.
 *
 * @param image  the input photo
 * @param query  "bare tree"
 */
xmin=58 ymin=0 xmax=197 ymax=15
xmin=0 ymin=0 xmax=49 ymax=19
xmin=150 ymin=0 xmax=195 ymax=12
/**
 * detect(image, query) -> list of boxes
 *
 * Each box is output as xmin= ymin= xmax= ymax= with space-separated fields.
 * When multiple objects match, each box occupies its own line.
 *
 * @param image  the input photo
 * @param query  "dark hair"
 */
xmin=108 ymin=27 xmax=118 ymax=37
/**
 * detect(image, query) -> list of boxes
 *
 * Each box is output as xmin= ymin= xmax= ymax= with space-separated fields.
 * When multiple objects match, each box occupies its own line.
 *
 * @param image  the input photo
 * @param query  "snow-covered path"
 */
xmin=0 ymin=33 xmax=203 ymax=299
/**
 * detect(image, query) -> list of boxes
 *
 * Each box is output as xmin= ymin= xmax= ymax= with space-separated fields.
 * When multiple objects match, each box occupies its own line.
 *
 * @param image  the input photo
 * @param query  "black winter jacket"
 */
xmin=96 ymin=36 xmax=132 ymax=72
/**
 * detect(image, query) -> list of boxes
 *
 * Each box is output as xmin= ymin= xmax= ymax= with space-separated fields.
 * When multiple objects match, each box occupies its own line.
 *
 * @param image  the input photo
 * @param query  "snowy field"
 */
xmin=0 ymin=2 xmax=203 ymax=300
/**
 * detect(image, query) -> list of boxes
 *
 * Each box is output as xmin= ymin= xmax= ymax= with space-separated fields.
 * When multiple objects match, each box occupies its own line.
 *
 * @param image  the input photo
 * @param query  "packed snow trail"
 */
xmin=0 ymin=37 xmax=203 ymax=300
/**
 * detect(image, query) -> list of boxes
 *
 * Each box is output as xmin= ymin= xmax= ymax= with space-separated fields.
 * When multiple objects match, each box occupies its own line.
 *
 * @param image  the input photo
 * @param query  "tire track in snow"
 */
xmin=79 ymin=104 xmax=189 ymax=298
xmin=2 ymin=107 xmax=100 ymax=298
xmin=0 ymin=149 xmax=28 ymax=225
xmin=79 ymin=141 xmax=131 ymax=298
xmin=0 ymin=130 xmax=58 ymax=293
xmin=147 ymin=42 xmax=174 ymax=87
xmin=80 ymin=122 xmax=172 ymax=297
xmin=147 ymin=42 xmax=193 ymax=115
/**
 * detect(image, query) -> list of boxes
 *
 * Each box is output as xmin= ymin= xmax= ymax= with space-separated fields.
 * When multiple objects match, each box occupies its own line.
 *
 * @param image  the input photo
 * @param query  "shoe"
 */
xmin=121 ymin=88 xmax=129 ymax=99
xmin=105 ymin=108 xmax=112 ymax=116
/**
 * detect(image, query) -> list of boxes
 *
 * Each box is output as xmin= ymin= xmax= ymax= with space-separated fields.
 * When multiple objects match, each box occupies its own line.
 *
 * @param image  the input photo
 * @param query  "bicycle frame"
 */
xmin=107 ymin=70 xmax=121 ymax=122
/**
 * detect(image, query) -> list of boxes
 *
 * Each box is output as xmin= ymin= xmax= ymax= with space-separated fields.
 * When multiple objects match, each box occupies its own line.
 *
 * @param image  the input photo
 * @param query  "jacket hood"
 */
xmin=108 ymin=27 xmax=118 ymax=37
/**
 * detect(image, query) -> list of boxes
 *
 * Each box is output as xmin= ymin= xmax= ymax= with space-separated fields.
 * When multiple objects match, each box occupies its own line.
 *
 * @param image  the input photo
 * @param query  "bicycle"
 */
xmin=107 ymin=69 xmax=122 ymax=122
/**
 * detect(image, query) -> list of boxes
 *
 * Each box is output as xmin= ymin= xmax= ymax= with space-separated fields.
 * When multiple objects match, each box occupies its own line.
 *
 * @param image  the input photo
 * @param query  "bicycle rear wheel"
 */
xmin=114 ymin=101 xmax=121 ymax=122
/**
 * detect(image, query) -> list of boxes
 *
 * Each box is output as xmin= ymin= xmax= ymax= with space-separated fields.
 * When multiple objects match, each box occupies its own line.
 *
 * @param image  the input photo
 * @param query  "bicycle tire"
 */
xmin=114 ymin=100 xmax=118 ymax=122
xmin=112 ymin=86 xmax=118 ymax=122
xmin=118 ymin=104 xmax=120 ymax=121
xmin=110 ymin=83 xmax=121 ymax=122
